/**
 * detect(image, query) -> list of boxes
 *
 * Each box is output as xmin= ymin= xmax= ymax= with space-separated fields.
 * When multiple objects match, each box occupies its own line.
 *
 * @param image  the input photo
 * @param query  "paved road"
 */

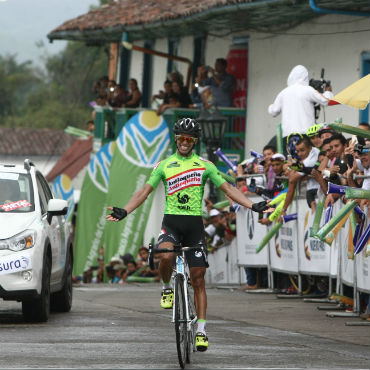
xmin=0 ymin=284 xmax=369 ymax=369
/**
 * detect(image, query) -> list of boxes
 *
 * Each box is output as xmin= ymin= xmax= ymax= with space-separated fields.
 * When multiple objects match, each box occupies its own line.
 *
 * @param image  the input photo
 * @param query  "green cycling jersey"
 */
xmin=147 ymin=152 xmax=226 ymax=216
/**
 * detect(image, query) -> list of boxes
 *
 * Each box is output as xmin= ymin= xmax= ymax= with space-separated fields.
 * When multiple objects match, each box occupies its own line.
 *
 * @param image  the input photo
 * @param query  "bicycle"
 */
xmin=148 ymin=243 xmax=202 ymax=369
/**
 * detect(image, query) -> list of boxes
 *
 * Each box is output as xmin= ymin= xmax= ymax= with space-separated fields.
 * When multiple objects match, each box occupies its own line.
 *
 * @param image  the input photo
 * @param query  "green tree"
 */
xmin=0 ymin=42 xmax=108 ymax=130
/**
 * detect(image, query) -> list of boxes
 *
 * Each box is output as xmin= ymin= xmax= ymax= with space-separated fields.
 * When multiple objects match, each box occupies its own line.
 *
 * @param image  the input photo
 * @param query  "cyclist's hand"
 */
xmin=106 ymin=206 xmax=127 ymax=221
xmin=251 ymin=201 xmax=273 ymax=213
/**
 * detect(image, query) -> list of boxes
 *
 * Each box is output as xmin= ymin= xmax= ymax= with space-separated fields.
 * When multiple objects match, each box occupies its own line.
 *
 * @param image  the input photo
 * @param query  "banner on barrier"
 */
xmin=357 ymin=236 xmax=370 ymax=293
xmin=236 ymin=206 xmax=268 ymax=267
xmin=340 ymin=217 xmax=354 ymax=287
xmin=270 ymin=201 xmax=299 ymax=274
xmin=297 ymin=198 xmax=330 ymax=275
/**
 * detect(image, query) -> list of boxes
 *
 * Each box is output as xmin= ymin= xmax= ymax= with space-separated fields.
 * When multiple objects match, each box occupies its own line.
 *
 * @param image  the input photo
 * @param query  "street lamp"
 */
xmin=198 ymin=108 xmax=227 ymax=203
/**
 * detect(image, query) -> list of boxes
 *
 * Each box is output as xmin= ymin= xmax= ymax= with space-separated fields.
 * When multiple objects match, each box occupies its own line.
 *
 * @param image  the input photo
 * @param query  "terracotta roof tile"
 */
xmin=49 ymin=0 xmax=252 ymax=34
xmin=46 ymin=137 xmax=93 ymax=182
xmin=0 ymin=127 xmax=76 ymax=156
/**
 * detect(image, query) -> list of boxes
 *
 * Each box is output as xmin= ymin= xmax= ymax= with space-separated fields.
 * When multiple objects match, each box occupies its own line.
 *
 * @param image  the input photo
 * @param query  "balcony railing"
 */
xmin=93 ymin=106 xmax=246 ymax=167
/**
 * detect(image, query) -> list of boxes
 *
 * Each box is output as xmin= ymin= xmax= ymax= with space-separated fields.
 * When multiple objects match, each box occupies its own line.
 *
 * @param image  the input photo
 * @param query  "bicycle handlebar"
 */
xmin=147 ymin=243 xmax=204 ymax=270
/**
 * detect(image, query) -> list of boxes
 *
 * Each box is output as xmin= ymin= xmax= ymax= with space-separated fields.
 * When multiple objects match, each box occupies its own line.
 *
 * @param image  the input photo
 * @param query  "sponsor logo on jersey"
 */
xmin=195 ymin=251 xmax=202 ymax=258
xmin=167 ymin=161 xmax=180 ymax=168
xmin=193 ymin=161 xmax=201 ymax=167
xmin=166 ymin=168 xmax=206 ymax=195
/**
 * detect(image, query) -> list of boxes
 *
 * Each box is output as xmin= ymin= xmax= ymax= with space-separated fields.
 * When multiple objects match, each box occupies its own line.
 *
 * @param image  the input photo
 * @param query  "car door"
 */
xmin=36 ymin=173 xmax=63 ymax=283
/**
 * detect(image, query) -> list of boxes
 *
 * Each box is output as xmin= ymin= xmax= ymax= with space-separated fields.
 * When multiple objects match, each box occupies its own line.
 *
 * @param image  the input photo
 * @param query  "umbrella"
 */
xmin=328 ymin=74 xmax=370 ymax=109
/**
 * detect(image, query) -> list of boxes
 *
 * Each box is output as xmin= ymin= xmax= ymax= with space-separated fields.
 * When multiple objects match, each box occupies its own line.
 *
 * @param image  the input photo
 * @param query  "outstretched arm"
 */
xmin=106 ymin=184 xmax=154 ymax=221
xmin=219 ymin=182 xmax=272 ymax=213
xmin=220 ymin=182 xmax=253 ymax=209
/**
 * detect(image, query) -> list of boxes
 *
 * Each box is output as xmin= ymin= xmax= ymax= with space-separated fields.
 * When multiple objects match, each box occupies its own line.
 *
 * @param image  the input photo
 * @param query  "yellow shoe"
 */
xmin=195 ymin=332 xmax=209 ymax=352
xmin=160 ymin=288 xmax=174 ymax=309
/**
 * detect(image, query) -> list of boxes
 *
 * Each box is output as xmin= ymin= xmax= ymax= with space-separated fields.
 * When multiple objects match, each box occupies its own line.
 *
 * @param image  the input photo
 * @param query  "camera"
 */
xmin=309 ymin=68 xmax=331 ymax=93
xmin=309 ymin=68 xmax=331 ymax=119
xmin=355 ymin=143 xmax=370 ymax=154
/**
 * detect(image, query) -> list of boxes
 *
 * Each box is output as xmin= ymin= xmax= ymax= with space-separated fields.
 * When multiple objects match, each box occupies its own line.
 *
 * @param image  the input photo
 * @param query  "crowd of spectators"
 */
xmin=91 ymin=76 xmax=142 ymax=109
xmin=231 ymin=120 xmax=369 ymax=303
xmin=74 ymin=245 xmax=160 ymax=284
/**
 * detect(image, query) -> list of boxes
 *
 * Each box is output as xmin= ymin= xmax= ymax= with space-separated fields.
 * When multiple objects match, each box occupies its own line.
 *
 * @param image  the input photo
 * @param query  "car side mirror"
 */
xmin=47 ymin=199 xmax=68 ymax=224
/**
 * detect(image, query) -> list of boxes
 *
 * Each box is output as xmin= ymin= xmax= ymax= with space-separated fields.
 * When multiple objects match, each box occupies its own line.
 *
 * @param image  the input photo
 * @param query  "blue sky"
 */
xmin=0 ymin=0 xmax=99 ymax=65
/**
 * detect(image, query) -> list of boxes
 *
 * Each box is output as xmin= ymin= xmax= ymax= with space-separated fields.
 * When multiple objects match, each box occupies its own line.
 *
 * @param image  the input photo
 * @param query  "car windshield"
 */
xmin=0 ymin=172 xmax=34 ymax=213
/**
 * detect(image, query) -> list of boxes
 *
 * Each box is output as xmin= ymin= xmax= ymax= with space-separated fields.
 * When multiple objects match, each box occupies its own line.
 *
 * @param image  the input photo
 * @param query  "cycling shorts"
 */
xmin=157 ymin=214 xmax=208 ymax=268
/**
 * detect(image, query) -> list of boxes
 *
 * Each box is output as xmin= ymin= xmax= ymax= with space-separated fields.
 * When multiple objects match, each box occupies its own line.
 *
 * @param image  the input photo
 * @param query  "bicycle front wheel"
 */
xmin=174 ymin=274 xmax=187 ymax=369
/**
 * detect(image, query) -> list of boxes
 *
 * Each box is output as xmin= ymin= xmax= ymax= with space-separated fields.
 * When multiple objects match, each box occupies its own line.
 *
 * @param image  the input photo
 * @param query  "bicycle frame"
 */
xmin=172 ymin=251 xmax=197 ymax=333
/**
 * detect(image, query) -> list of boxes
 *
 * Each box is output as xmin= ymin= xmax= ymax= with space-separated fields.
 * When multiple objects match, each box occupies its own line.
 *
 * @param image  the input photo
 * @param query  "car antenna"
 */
xmin=24 ymin=159 xmax=35 ymax=171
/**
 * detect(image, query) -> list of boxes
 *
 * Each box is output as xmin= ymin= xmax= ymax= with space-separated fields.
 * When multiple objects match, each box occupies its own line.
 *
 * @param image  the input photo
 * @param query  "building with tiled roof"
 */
xmin=0 ymin=127 xmax=77 ymax=175
xmin=48 ymin=0 xmax=370 ymax=152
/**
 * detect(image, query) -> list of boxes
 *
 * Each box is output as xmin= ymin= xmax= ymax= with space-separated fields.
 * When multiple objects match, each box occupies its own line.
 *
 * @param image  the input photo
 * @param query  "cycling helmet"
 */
xmin=307 ymin=124 xmax=323 ymax=137
xmin=173 ymin=118 xmax=201 ymax=138
xmin=286 ymin=132 xmax=304 ymax=161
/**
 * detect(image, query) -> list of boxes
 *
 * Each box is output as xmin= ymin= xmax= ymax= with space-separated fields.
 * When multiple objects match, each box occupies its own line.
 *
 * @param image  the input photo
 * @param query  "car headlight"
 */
xmin=0 ymin=230 xmax=37 ymax=252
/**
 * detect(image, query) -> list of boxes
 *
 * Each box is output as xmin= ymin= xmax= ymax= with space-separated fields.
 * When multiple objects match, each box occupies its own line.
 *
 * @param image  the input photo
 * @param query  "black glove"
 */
xmin=110 ymin=207 xmax=128 ymax=221
xmin=251 ymin=201 xmax=268 ymax=213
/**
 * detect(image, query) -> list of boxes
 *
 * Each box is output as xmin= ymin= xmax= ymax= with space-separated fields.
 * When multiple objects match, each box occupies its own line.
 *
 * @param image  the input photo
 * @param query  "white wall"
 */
xmin=246 ymin=14 xmax=370 ymax=153
xmin=129 ymin=40 xmax=144 ymax=90
xmin=151 ymin=37 xmax=168 ymax=103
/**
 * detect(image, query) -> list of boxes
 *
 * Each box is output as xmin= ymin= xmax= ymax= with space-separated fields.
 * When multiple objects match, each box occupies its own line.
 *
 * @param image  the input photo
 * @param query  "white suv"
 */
xmin=0 ymin=159 xmax=73 ymax=322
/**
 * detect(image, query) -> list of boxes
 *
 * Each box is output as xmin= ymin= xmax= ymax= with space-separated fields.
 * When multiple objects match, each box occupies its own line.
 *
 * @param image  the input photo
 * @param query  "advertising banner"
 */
xmin=356 ymin=235 xmax=370 ymax=293
xmin=73 ymin=142 xmax=115 ymax=276
xmin=236 ymin=206 xmax=268 ymax=267
xmin=51 ymin=174 xmax=75 ymax=222
xmin=104 ymin=111 xmax=170 ymax=262
xmin=270 ymin=201 xmax=299 ymax=274
xmin=340 ymin=220 xmax=354 ymax=287
xmin=297 ymin=198 xmax=330 ymax=275
xmin=227 ymin=239 xmax=240 ymax=284
xmin=206 ymin=246 xmax=228 ymax=284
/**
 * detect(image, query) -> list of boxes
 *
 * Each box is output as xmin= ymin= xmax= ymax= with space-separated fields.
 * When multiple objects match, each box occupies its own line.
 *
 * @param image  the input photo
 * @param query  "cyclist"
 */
xmin=106 ymin=118 xmax=270 ymax=352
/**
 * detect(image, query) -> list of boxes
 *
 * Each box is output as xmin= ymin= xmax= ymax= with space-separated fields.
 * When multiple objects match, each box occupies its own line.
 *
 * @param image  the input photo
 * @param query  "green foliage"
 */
xmin=0 ymin=42 xmax=108 ymax=130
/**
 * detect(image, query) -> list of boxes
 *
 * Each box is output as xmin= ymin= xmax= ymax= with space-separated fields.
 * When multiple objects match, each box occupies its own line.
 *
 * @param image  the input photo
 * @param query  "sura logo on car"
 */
xmin=0 ymin=254 xmax=32 ymax=275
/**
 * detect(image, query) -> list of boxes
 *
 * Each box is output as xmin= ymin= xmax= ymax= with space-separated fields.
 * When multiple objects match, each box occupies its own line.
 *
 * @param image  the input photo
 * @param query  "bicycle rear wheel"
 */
xmin=175 ymin=274 xmax=187 ymax=369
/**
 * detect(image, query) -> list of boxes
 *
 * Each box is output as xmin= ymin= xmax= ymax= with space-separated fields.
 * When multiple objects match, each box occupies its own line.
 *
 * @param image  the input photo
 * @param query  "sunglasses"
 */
xmin=175 ymin=135 xmax=198 ymax=144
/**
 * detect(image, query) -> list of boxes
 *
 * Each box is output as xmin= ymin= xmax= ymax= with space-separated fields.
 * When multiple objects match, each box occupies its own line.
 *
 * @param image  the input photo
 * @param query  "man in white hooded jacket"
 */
xmin=268 ymin=65 xmax=333 ymax=138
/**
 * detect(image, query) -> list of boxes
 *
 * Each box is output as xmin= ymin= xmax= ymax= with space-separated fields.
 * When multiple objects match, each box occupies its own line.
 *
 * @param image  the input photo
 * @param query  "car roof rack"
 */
xmin=24 ymin=159 xmax=35 ymax=171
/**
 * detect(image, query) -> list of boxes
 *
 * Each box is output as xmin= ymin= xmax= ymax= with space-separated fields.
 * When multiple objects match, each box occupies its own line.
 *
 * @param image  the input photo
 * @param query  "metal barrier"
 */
xmin=206 ymin=180 xmax=370 ymax=316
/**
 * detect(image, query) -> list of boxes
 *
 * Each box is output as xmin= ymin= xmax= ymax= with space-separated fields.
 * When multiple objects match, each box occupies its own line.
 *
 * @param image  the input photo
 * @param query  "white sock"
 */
xmin=196 ymin=320 xmax=206 ymax=335
xmin=162 ymin=281 xmax=172 ymax=290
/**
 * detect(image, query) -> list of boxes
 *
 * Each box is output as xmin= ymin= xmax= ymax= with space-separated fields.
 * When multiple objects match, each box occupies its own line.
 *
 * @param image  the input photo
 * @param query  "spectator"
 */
xmin=86 ymin=120 xmax=95 ymax=133
xmin=318 ymin=126 xmax=335 ymax=141
xmin=151 ymin=80 xmax=172 ymax=106
xmin=123 ymin=78 xmax=141 ymax=108
xmin=92 ymin=75 xmax=108 ymax=97
xmin=197 ymin=59 xmax=235 ymax=107
xmin=136 ymin=246 xmax=149 ymax=269
xmin=268 ymin=65 xmax=333 ymax=138
xmin=121 ymin=260 xmax=138 ymax=283
xmin=306 ymin=124 xmax=323 ymax=149
xmin=172 ymin=81 xmax=192 ymax=108
xmin=109 ymin=84 xmax=127 ymax=108
xmin=168 ymin=71 xmax=184 ymax=86
xmin=280 ymin=135 xmax=321 ymax=216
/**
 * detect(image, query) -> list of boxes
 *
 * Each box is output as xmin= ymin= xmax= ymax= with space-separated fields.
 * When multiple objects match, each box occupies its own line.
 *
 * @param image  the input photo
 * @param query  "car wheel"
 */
xmin=22 ymin=254 xmax=51 ymax=323
xmin=51 ymin=250 xmax=73 ymax=312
